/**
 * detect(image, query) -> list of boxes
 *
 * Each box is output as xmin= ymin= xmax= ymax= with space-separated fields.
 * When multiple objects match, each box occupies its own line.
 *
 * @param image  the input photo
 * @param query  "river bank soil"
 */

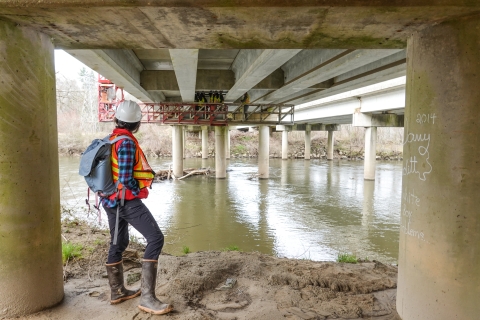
xmin=9 ymin=221 xmax=400 ymax=320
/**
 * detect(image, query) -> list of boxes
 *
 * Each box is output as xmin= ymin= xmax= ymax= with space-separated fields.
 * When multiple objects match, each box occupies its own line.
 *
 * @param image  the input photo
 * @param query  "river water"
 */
xmin=59 ymin=156 xmax=402 ymax=264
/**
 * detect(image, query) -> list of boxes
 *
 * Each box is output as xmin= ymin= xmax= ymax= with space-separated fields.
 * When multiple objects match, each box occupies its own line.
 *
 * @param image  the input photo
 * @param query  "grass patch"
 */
xmin=233 ymin=144 xmax=247 ymax=154
xmin=337 ymin=253 xmax=358 ymax=264
xmin=182 ymin=245 xmax=191 ymax=254
xmin=62 ymin=242 xmax=83 ymax=264
xmin=223 ymin=245 xmax=240 ymax=252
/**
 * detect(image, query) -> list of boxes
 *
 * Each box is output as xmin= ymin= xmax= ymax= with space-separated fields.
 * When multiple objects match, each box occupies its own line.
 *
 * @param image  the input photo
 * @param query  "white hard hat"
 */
xmin=115 ymin=100 xmax=142 ymax=123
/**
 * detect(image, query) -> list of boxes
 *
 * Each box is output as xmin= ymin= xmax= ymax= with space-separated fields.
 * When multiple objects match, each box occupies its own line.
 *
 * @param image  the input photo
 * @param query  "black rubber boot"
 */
xmin=105 ymin=260 xmax=140 ymax=304
xmin=138 ymin=259 xmax=174 ymax=315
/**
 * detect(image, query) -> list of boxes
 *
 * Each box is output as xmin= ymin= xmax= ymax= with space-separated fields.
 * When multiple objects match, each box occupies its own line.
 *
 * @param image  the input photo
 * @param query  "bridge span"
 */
xmin=0 ymin=2 xmax=479 ymax=319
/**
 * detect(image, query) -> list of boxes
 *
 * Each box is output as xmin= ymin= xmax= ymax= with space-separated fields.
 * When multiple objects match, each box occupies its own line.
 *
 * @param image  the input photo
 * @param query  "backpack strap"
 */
xmin=108 ymin=134 xmax=133 ymax=145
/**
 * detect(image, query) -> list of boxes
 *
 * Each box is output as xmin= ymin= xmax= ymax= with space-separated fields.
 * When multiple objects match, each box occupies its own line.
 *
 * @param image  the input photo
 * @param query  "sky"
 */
xmin=54 ymin=50 xmax=95 ymax=81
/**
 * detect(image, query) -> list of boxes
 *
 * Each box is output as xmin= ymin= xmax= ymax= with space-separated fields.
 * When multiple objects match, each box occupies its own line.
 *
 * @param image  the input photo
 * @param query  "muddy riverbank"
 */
xmin=7 ymin=219 xmax=400 ymax=320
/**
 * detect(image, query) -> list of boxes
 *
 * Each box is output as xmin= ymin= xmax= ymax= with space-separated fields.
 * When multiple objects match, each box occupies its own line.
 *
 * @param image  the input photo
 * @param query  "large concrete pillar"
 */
xmin=327 ymin=130 xmax=334 ymax=160
xmin=201 ymin=126 xmax=208 ymax=159
xmin=281 ymin=130 xmax=288 ymax=160
xmin=172 ymin=126 xmax=184 ymax=177
xmin=182 ymin=126 xmax=186 ymax=159
xmin=225 ymin=128 xmax=230 ymax=160
xmin=364 ymin=126 xmax=377 ymax=180
xmin=258 ymin=125 xmax=270 ymax=179
xmin=304 ymin=126 xmax=311 ymax=160
xmin=215 ymin=126 xmax=226 ymax=179
xmin=397 ymin=17 xmax=480 ymax=320
xmin=0 ymin=21 xmax=63 ymax=317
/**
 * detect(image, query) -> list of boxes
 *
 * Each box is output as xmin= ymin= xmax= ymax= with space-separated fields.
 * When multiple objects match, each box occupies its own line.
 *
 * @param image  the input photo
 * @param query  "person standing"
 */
xmin=102 ymin=100 xmax=173 ymax=315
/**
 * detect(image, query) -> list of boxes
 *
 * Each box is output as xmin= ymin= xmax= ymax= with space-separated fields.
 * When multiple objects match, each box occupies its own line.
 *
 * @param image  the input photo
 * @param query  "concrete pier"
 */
xmin=396 ymin=17 xmax=480 ymax=320
xmin=183 ymin=127 xmax=186 ymax=159
xmin=364 ymin=126 xmax=377 ymax=180
xmin=282 ymin=130 xmax=288 ymax=160
xmin=172 ymin=125 xmax=184 ymax=177
xmin=215 ymin=126 xmax=226 ymax=179
xmin=0 ymin=21 xmax=64 ymax=317
xmin=201 ymin=126 xmax=208 ymax=159
xmin=225 ymin=128 xmax=230 ymax=160
xmin=258 ymin=125 xmax=270 ymax=178
xmin=304 ymin=126 xmax=311 ymax=160
xmin=327 ymin=130 xmax=334 ymax=160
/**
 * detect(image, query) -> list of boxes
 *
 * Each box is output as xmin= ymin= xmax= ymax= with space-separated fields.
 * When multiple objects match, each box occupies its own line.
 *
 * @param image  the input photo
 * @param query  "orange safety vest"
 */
xmin=108 ymin=132 xmax=155 ymax=201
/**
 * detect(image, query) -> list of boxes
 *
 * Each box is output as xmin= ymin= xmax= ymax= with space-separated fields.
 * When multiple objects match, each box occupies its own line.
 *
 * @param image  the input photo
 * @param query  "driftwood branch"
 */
xmin=177 ymin=168 xmax=211 ymax=180
xmin=155 ymin=167 xmax=212 ymax=181
xmin=247 ymin=173 xmax=261 ymax=180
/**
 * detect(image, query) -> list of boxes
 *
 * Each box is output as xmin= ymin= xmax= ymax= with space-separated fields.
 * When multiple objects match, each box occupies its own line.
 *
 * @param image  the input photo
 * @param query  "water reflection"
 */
xmin=59 ymin=157 xmax=402 ymax=263
xmin=362 ymin=180 xmax=375 ymax=227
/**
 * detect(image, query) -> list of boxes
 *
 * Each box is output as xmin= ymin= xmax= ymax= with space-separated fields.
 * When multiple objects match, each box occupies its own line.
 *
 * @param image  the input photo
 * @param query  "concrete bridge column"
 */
xmin=172 ymin=125 xmax=184 ymax=177
xmin=201 ymin=126 xmax=208 ymax=159
xmin=282 ymin=130 xmax=288 ymax=160
xmin=0 ymin=21 xmax=64 ymax=317
xmin=215 ymin=126 xmax=226 ymax=179
xmin=397 ymin=17 xmax=480 ymax=320
xmin=304 ymin=125 xmax=311 ymax=160
xmin=183 ymin=126 xmax=186 ymax=159
xmin=225 ymin=128 xmax=230 ymax=160
xmin=364 ymin=126 xmax=377 ymax=180
xmin=258 ymin=125 xmax=270 ymax=179
xmin=327 ymin=130 xmax=334 ymax=160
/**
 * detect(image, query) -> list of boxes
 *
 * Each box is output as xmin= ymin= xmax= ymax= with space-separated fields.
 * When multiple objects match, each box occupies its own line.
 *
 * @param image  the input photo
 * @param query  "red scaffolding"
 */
xmin=97 ymin=77 xmax=294 ymax=126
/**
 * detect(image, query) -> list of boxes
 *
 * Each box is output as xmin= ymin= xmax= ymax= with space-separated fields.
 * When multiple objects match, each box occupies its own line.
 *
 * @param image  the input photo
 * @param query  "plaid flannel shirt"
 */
xmin=101 ymin=139 xmax=140 ymax=208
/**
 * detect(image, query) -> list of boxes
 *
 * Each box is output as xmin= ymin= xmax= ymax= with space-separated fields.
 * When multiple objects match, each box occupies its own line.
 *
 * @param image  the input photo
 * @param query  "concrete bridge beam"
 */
xmin=397 ymin=16 xmax=480 ymax=320
xmin=226 ymin=49 xmax=301 ymax=102
xmin=353 ymin=111 xmax=404 ymax=127
xmin=258 ymin=126 xmax=270 ymax=178
xmin=0 ymin=21 xmax=64 ymax=317
xmin=257 ymin=49 xmax=402 ymax=104
xmin=215 ymin=126 xmax=226 ymax=179
xmin=172 ymin=125 xmax=184 ymax=177
xmin=364 ymin=127 xmax=377 ymax=180
xmin=66 ymin=49 xmax=160 ymax=102
xmin=170 ymin=49 xmax=198 ymax=102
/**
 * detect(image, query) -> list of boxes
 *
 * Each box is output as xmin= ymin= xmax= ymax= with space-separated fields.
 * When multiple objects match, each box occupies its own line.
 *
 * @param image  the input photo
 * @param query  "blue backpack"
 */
xmin=79 ymin=134 xmax=132 ymax=245
xmin=79 ymin=135 xmax=132 ymax=196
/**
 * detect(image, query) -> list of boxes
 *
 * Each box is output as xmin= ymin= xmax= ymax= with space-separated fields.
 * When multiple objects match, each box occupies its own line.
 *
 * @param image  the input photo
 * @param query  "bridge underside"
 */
xmin=0 ymin=1 xmax=480 ymax=319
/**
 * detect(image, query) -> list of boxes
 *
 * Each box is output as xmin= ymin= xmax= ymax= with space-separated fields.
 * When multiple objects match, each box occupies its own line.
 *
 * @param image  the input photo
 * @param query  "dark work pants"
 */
xmin=103 ymin=198 xmax=164 ymax=264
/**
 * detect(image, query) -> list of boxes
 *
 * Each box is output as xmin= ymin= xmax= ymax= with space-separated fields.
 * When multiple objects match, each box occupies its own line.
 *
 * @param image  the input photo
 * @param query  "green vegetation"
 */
xmin=233 ymin=144 xmax=247 ymax=154
xmin=223 ymin=245 xmax=240 ymax=252
xmin=129 ymin=234 xmax=142 ymax=245
xmin=337 ymin=253 xmax=358 ymax=264
xmin=62 ymin=242 xmax=83 ymax=264
xmin=182 ymin=245 xmax=191 ymax=254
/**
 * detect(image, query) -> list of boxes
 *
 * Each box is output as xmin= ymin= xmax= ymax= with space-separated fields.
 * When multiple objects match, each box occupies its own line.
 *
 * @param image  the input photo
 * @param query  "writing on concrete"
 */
xmin=416 ymin=113 xmax=436 ymax=125
xmin=403 ymin=113 xmax=435 ymax=181
xmin=400 ymin=187 xmax=425 ymax=241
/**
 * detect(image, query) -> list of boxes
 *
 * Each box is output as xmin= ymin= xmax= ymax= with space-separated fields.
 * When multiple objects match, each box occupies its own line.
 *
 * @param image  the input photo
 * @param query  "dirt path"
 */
xmin=7 ymin=221 xmax=400 ymax=320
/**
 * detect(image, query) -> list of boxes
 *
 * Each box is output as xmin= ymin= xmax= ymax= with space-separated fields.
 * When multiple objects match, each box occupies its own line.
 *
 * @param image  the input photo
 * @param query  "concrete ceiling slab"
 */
xmin=5 ymin=1 xmax=479 ymax=123
xmin=1 ymin=3 xmax=479 ymax=49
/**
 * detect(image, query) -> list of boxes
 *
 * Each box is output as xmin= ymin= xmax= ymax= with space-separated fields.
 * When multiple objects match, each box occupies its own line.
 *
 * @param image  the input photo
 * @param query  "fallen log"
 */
xmin=154 ymin=167 xmax=212 ymax=181
xmin=177 ymin=168 xmax=212 ymax=180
